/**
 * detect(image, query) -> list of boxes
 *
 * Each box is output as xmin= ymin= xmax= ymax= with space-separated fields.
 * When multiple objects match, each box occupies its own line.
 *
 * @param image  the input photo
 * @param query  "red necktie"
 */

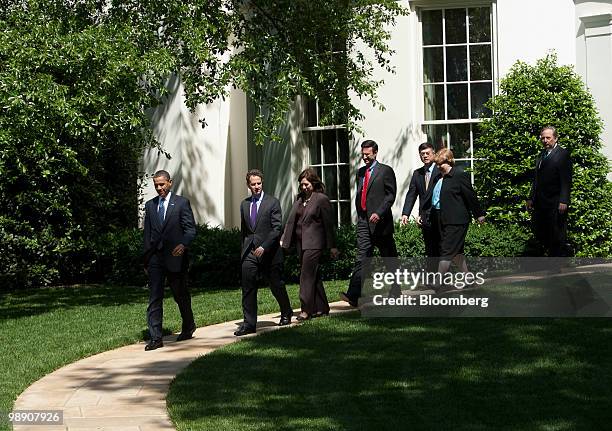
xmin=360 ymin=168 xmax=370 ymax=211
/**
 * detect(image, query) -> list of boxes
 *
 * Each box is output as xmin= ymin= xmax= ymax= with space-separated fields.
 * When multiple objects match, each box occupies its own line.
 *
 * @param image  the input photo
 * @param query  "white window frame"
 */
xmin=302 ymin=99 xmax=352 ymax=226
xmin=417 ymin=2 xmax=498 ymax=183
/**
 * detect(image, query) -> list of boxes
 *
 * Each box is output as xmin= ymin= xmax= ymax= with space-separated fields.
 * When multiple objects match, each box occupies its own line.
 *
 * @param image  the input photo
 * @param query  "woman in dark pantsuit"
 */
xmin=281 ymin=168 xmax=339 ymax=321
xmin=430 ymin=149 xmax=485 ymax=281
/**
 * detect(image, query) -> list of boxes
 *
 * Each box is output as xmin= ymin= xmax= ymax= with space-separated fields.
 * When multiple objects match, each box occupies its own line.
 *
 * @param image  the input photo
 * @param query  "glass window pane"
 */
xmin=422 ymin=124 xmax=448 ymax=151
xmin=449 ymin=123 xmax=471 ymax=159
xmin=306 ymin=99 xmax=318 ymax=127
xmin=445 ymin=9 xmax=466 ymax=44
xmin=308 ymin=131 xmax=321 ymax=165
xmin=340 ymin=202 xmax=351 ymax=226
xmin=323 ymin=166 xmax=338 ymax=200
xmin=447 ymin=83 xmax=468 ymax=119
xmin=322 ymin=130 xmax=337 ymax=164
xmin=330 ymin=202 xmax=340 ymax=226
xmin=470 ymin=45 xmax=491 ymax=80
xmin=446 ymin=46 xmax=467 ymax=82
xmin=424 ymin=84 xmax=445 ymax=121
xmin=339 ymin=165 xmax=350 ymax=200
xmin=338 ymin=129 xmax=349 ymax=162
xmin=423 ymin=47 xmax=444 ymax=83
xmin=422 ymin=10 xmax=443 ymax=45
xmin=469 ymin=7 xmax=491 ymax=43
xmin=470 ymin=82 xmax=492 ymax=119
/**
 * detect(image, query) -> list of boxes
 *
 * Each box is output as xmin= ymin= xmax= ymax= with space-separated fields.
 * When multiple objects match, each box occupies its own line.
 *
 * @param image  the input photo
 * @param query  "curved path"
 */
xmin=13 ymin=302 xmax=354 ymax=431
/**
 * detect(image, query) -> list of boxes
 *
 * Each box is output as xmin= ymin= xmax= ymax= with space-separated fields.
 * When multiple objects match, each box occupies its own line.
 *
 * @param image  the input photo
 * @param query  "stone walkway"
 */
xmin=13 ymin=302 xmax=354 ymax=431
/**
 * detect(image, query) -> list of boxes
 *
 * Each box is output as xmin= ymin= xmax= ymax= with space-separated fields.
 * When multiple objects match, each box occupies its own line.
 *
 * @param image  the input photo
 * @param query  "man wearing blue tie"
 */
xmin=142 ymin=170 xmax=197 ymax=351
xmin=236 ymin=169 xmax=293 ymax=336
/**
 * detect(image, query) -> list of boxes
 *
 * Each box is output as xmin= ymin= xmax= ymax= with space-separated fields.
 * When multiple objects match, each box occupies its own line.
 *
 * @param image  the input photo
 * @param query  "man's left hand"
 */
xmin=369 ymin=213 xmax=380 ymax=224
xmin=558 ymin=203 xmax=568 ymax=214
xmin=172 ymin=244 xmax=186 ymax=256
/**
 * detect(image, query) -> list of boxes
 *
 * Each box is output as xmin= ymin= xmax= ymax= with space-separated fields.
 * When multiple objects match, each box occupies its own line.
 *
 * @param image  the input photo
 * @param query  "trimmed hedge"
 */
xmin=83 ymin=221 xmax=530 ymax=289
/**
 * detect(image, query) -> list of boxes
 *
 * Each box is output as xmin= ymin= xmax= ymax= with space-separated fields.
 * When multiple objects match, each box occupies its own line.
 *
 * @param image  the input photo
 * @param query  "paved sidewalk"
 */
xmin=13 ymin=302 xmax=354 ymax=431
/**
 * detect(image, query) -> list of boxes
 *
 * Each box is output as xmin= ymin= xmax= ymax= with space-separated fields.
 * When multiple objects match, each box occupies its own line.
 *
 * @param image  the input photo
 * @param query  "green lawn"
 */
xmin=0 ymin=280 xmax=347 ymax=431
xmin=168 ymin=314 xmax=612 ymax=431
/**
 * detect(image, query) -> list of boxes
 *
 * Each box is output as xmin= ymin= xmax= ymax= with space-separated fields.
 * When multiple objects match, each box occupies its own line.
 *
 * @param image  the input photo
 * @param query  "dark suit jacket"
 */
xmin=530 ymin=145 xmax=572 ymax=209
xmin=402 ymin=164 xmax=441 ymax=219
xmin=143 ymin=193 xmax=196 ymax=273
xmin=355 ymin=161 xmax=397 ymax=236
xmin=281 ymin=191 xmax=337 ymax=250
xmin=437 ymin=167 xmax=485 ymax=225
xmin=240 ymin=193 xmax=283 ymax=264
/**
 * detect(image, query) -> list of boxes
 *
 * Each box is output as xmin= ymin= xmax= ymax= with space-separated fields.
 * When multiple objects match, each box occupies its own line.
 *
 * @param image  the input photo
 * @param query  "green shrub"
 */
xmin=2 ymin=221 xmax=533 ymax=290
xmin=189 ymin=225 xmax=242 ymax=288
xmin=474 ymin=54 xmax=612 ymax=256
xmin=0 ymin=3 xmax=173 ymax=289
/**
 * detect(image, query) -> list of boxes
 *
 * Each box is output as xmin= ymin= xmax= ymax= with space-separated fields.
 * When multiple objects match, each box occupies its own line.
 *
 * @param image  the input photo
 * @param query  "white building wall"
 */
xmin=142 ymin=77 xmax=248 ymax=227
xmin=496 ymin=0 xmax=576 ymax=75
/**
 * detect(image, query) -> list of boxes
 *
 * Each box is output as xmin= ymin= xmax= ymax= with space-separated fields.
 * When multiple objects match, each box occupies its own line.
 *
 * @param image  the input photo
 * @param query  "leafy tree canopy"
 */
xmin=0 ymin=0 xmax=406 ymax=287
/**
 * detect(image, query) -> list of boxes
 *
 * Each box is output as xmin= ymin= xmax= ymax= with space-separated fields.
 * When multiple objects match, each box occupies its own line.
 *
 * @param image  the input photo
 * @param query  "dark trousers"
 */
xmin=147 ymin=253 xmax=195 ymax=341
xmin=423 ymin=210 xmax=441 ymax=272
xmin=534 ymin=207 xmax=569 ymax=257
xmin=298 ymin=247 xmax=330 ymax=315
xmin=241 ymin=253 xmax=292 ymax=329
xmin=347 ymin=217 xmax=398 ymax=300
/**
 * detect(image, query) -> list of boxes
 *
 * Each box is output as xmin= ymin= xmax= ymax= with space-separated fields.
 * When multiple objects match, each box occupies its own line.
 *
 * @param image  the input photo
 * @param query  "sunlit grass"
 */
xmin=0 ymin=280 xmax=347 ymax=431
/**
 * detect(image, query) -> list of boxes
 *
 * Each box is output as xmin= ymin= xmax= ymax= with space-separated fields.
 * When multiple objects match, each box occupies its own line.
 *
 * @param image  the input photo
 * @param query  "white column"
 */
xmin=579 ymin=12 xmax=612 ymax=178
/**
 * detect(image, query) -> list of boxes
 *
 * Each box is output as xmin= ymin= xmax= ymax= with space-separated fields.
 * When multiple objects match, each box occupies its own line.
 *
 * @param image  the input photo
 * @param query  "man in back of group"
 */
xmin=401 ymin=142 xmax=441 ymax=272
xmin=526 ymin=126 xmax=572 ymax=257
xmin=236 ymin=169 xmax=293 ymax=336
xmin=340 ymin=140 xmax=398 ymax=307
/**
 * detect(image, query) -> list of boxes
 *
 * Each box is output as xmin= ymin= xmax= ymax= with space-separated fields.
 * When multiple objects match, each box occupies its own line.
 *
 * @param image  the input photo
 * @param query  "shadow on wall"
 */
xmin=392 ymin=124 xmax=425 ymax=196
xmin=144 ymin=75 xmax=218 ymax=225
xmin=262 ymin=100 xmax=302 ymax=219
xmin=180 ymin=103 xmax=219 ymax=225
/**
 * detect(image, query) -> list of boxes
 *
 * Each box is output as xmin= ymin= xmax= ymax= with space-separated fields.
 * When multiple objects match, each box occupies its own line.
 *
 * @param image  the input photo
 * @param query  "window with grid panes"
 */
xmin=303 ymin=99 xmax=351 ymax=226
xmin=421 ymin=6 xmax=493 ymax=180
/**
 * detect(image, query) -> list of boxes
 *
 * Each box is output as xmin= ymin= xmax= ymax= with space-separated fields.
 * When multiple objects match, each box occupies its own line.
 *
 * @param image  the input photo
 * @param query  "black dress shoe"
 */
xmin=145 ymin=339 xmax=164 ymax=351
xmin=313 ymin=311 xmax=329 ymax=318
xmin=234 ymin=325 xmax=256 ymax=336
xmin=176 ymin=324 xmax=196 ymax=341
xmin=340 ymin=292 xmax=358 ymax=307
xmin=278 ymin=315 xmax=292 ymax=326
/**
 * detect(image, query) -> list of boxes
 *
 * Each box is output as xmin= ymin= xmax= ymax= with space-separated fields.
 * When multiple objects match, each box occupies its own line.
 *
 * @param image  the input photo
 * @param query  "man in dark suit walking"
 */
xmin=340 ymin=140 xmax=398 ymax=307
xmin=236 ymin=169 xmax=293 ymax=336
xmin=401 ymin=142 xmax=442 ymax=271
xmin=527 ymin=126 xmax=572 ymax=256
xmin=143 ymin=170 xmax=197 ymax=351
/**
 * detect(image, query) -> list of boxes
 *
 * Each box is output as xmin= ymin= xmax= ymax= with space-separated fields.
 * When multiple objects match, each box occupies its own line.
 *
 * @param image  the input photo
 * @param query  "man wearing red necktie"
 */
xmin=340 ymin=140 xmax=398 ymax=306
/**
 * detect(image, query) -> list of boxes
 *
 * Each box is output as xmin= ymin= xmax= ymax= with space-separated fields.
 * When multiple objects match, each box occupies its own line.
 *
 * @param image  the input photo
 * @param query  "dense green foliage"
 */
xmin=474 ymin=55 xmax=612 ymax=256
xmin=0 ymin=0 xmax=406 ymax=288
xmin=88 ymin=222 xmax=529 ymax=288
xmin=0 ymin=1 xmax=173 ymax=287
